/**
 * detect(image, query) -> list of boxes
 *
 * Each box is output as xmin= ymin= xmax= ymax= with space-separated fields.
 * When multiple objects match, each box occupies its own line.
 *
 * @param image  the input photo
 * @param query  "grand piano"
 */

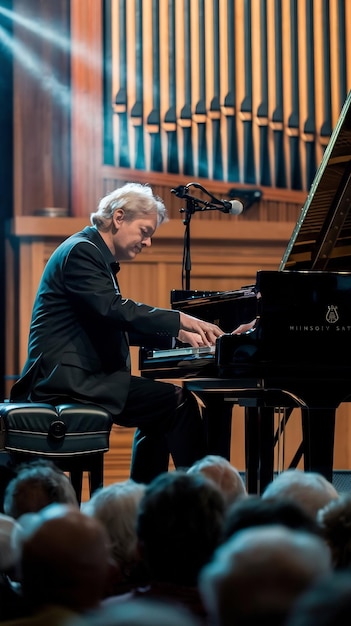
xmin=140 ymin=90 xmax=351 ymax=493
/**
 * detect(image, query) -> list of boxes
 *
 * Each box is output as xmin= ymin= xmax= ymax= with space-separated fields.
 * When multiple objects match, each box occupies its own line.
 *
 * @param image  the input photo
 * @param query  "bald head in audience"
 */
xmin=187 ymin=455 xmax=247 ymax=506
xmin=16 ymin=503 xmax=111 ymax=614
xmin=199 ymin=524 xmax=332 ymax=626
xmin=262 ymin=469 xmax=339 ymax=518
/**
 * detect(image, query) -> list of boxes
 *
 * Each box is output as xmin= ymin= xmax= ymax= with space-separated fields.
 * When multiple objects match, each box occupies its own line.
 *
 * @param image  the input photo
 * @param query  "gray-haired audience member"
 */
xmin=0 ymin=514 xmax=21 ymax=575
xmin=3 ymin=459 xmax=79 ymax=519
xmin=136 ymin=471 xmax=225 ymax=586
xmin=262 ymin=469 xmax=339 ymax=518
xmin=0 ymin=514 xmax=25 ymax=621
xmin=317 ymin=492 xmax=351 ymax=569
xmin=83 ymin=480 xmax=147 ymax=594
xmin=221 ymin=494 xmax=321 ymax=543
xmin=7 ymin=503 xmax=111 ymax=624
xmin=187 ymin=455 xmax=247 ymax=507
xmin=69 ymin=598 xmax=201 ymax=626
xmin=102 ymin=471 xmax=226 ymax=622
xmin=199 ymin=524 xmax=332 ymax=626
xmin=286 ymin=570 xmax=351 ymax=626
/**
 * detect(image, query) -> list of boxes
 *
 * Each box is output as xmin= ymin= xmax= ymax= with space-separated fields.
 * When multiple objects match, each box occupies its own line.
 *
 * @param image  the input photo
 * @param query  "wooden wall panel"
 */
xmin=70 ymin=0 xmax=104 ymax=216
xmin=12 ymin=0 xmax=71 ymax=217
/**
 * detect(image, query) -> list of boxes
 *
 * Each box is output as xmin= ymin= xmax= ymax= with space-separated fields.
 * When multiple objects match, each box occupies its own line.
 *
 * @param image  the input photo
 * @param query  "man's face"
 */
xmin=112 ymin=211 xmax=158 ymax=261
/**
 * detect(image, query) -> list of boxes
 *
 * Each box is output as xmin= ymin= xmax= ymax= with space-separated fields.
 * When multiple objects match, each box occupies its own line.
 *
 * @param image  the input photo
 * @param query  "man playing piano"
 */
xmin=10 ymin=183 xmax=224 ymax=484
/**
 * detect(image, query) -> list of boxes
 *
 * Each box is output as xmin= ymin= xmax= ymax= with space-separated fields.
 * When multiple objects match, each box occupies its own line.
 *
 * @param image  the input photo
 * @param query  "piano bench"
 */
xmin=0 ymin=402 xmax=113 ymax=504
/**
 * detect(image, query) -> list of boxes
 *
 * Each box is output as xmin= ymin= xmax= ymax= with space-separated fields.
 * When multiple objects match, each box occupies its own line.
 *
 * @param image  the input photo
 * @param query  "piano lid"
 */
xmin=280 ymin=90 xmax=351 ymax=271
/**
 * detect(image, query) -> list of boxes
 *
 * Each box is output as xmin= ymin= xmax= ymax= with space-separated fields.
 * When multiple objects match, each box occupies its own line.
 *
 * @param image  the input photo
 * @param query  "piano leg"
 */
xmin=200 ymin=393 xmax=233 ymax=461
xmin=245 ymin=407 xmax=274 ymax=495
xmin=301 ymin=408 xmax=335 ymax=482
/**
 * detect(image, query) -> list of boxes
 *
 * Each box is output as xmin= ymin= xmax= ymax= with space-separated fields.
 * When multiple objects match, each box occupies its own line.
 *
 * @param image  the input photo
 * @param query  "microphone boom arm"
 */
xmin=171 ymin=182 xmax=233 ymax=213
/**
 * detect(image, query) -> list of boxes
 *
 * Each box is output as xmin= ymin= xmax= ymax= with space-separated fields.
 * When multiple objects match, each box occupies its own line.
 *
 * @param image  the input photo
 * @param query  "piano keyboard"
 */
xmin=148 ymin=345 xmax=216 ymax=360
xmin=139 ymin=344 xmax=217 ymax=378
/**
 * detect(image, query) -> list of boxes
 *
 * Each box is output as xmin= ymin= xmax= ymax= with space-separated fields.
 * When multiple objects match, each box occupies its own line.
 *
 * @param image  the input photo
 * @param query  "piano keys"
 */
xmin=139 ymin=344 xmax=216 ymax=379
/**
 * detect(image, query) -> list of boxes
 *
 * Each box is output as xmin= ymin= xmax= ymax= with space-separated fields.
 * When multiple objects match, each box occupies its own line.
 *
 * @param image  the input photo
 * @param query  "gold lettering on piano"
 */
xmin=288 ymin=325 xmax=351 ymax=332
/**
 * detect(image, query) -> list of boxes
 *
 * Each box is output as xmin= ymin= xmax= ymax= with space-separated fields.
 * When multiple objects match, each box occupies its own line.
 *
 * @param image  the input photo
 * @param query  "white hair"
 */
xmin=199 ymin=524 xmax=332 ymax=626
xmin=90 ymin=183 xmax=168 ymax=231
xmin=262 ymin=469 xmax=339 ymax=518
xmin=82 ymin=479 xmax=146 ymax=570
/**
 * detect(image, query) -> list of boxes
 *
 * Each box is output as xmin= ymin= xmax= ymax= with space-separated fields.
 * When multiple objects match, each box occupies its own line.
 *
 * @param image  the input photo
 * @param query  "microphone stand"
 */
xmin=172 ymin=181 xmax=225 ymax=290
xmin=181 ymin=195 xmax=198 ymax=290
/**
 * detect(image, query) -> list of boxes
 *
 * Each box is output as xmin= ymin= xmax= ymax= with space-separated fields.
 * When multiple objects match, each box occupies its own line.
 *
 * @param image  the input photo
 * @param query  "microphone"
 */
xmin=213 ymin=198 xmax=244 ymax=215
xmin=171 ymin=182 xmax=244 ymax=215
xmin=171 ymin=185 xmax=188 ymax=198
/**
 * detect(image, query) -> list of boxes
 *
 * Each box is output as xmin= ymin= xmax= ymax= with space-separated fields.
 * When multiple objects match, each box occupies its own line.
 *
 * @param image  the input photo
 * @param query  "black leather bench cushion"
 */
xmin=0 ymin=403 xmax=113 ymax=456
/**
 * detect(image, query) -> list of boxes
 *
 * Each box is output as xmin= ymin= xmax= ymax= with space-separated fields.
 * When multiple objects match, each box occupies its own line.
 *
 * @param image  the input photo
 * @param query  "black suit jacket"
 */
xmin=11 ymin=227 xmax=180 ymax=415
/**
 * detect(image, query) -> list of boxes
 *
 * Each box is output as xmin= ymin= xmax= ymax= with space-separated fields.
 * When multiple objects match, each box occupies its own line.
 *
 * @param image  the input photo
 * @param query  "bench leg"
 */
xmin=69 ymin=469 xmax=83 ymax=505
xmin=88 ymin=453 xmax=104 ymax=497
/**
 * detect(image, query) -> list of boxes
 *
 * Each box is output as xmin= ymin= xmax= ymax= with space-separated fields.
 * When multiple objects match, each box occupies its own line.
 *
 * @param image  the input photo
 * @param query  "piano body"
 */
xmin=140 ymin=90 xmax=351 ymax=493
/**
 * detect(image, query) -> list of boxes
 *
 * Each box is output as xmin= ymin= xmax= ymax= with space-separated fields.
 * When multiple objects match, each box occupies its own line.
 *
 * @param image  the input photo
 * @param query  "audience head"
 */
xmin=14 ymin=503 xmax=111 ymax=613
xmin=199 ymin=524 xmax=332 ymax=626
xmin=69 ymin=598 xmax=201 ymax=626
xmin=187 ymin=455 xmax=247 ymax=506
xmin=83 ymin=479 xmax=147 ymax=588
xmin=286 ymin=570 xmax=351 ymax=626
xmin=3 ymin=459 xmax=79 ymax=519
xmin=317 ymin=492 xmax=351 ymax=568
xmin=262 ymin=469 xmax=339 ymax=517
xmin=0 ymin=513 xmax=21 ymax=575
xmin=0 ymin=513 xmax=25 ymax=622
xmin=222 ymin=494 xmax=321 ymax=542
xmin=136 ymin=470 xmax=225 ymax=586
